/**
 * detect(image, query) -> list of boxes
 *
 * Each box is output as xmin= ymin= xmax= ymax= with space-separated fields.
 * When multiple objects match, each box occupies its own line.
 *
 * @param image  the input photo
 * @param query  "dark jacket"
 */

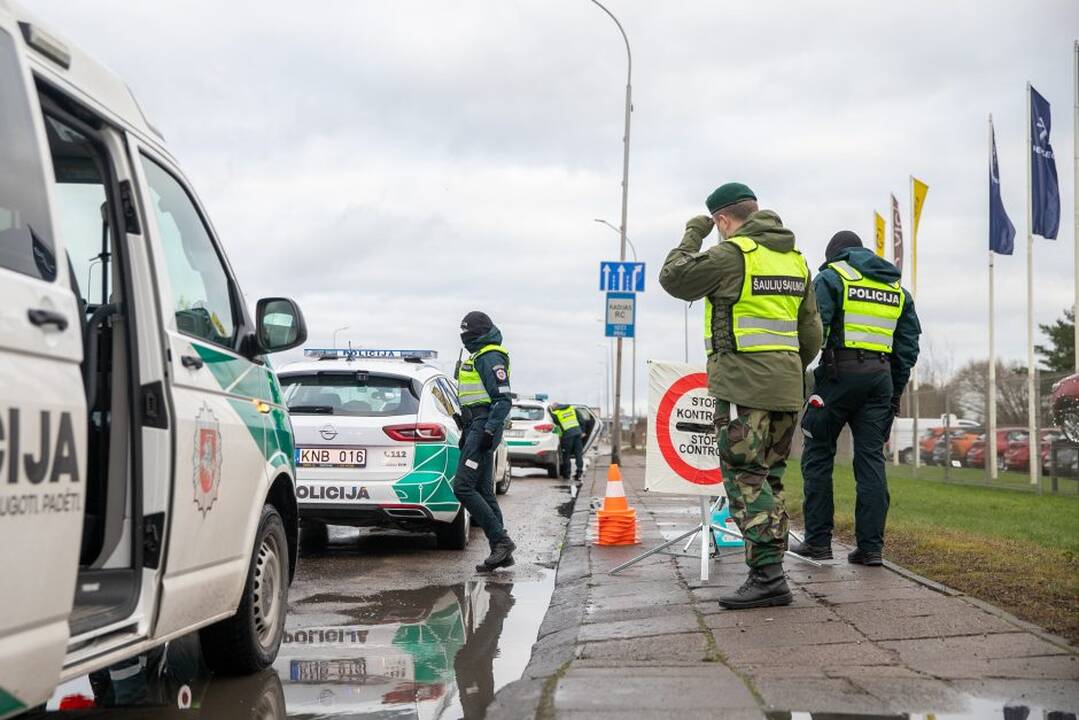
xmin=815 ymin=247 xmax=921 ymax=396
xmin=463 ymin=326 xmax=512 ymax=435
xmin=659 ymin=211 xmax=823 ymax=412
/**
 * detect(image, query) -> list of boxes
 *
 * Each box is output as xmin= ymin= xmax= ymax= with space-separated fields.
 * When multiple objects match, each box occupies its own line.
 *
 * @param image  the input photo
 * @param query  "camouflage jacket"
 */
xmin=659 ymin=210 xmax=822 ymax=412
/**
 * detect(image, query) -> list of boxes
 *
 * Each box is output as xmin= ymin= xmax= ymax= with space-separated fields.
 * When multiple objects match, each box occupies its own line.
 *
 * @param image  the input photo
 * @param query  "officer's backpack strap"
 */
xmin=728 ymin=236 xmax=758 ymax=253
xmin=828 ymin=260 xmax=863 ymax=281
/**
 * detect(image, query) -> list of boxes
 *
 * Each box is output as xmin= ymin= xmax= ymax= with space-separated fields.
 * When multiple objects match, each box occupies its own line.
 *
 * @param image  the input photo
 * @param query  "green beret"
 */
xmin=706 ymin=182 xmax=757 ymax=214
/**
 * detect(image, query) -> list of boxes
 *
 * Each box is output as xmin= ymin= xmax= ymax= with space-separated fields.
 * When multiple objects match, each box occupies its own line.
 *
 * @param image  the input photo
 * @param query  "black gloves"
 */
xmin=452 ymin=412 xmax=465 ymax=432
xmin=890 ymin=395 xmax=902 ymax=417
xmin=477 ymin=430 xmax=495 ymax=453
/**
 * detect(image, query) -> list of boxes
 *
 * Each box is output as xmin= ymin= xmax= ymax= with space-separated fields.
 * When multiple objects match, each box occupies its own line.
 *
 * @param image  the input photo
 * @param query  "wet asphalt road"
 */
xmin=34 ymin=467 xmax=576 ymax=720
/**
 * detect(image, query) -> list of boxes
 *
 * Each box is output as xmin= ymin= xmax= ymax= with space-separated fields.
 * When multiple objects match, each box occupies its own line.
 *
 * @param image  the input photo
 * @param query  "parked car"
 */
xmin=947 ymin=428 xmax=983 ymax=466
xmin=506 ymin=396 xmax=560 ymax=477
xmin=279 ymin=348 xmax=512 ymax=552
xmin=1003 ymin=428 xmax=1062 ymax=472
xmin=964 ymin=427 xmax=1027 ymax=469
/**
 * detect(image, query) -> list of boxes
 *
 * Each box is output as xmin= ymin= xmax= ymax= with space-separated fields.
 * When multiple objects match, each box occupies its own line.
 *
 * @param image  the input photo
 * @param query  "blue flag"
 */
xmin=989 ymin=120 xmax=1015 ymax=255
xmin=1029 ymin=86 xmax=1060 ymax=239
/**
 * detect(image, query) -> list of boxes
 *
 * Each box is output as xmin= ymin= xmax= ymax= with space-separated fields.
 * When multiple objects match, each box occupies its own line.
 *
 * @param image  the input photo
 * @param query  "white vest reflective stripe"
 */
xmin=828 ymin=260 xmax=904 ymax=353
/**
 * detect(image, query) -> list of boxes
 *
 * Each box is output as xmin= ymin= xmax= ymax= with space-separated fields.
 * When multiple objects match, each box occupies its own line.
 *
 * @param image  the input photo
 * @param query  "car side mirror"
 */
xmin=254 ymin=297 xmax=307 ymax=354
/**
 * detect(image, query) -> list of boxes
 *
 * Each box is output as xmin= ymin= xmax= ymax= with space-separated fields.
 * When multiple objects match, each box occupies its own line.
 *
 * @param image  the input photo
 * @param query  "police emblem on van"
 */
xmin=193 ymin=404 xmax=223 ymax=515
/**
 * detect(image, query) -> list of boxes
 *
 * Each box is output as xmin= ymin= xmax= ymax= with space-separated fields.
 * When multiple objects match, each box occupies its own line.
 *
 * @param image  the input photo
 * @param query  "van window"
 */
xmin=141 ymin=156 xmax=235 ymax=347
xmin=44 ymin=116 xmax=111 ymax=305
xmin=0 ymin=29 xmax=56 ymax=281
xmin=280 ymin=372 xmax=421 ymax=417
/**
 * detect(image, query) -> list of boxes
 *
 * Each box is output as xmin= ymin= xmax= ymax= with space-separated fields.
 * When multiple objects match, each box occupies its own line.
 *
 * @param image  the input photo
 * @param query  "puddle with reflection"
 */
xmin=768 ymin=704 xmax=1077 ymax=719
xmin=33 ymin=571 xmax=555 ymax=719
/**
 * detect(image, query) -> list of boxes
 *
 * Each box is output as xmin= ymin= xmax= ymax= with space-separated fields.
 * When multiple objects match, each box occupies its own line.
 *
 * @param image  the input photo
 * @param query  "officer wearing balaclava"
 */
xmin=454 ymin=311 xmax=515 ymax=571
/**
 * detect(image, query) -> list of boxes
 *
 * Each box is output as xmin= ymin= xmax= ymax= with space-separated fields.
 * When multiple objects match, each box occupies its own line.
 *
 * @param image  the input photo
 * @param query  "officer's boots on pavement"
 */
xmin=847 ymin=547 xmax=883 ymax=566
xmin=718 ymin=564 xmax=793 ymax=610
xmin=789 ymin=538 xmax=833 ymax=560
xmin=476 ymin=534 xmax=516 ymax=573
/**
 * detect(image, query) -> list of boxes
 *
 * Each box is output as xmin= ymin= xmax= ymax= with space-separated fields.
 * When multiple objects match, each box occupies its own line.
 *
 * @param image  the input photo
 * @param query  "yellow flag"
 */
xmin=874 ymin=212 xmax=886 ymax=256
xmin=911 ymin=177 xmax=928 ymax=285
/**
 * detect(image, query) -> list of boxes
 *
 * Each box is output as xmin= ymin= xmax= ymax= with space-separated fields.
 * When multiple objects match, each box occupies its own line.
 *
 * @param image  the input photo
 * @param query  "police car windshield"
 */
xmin=511 ymin=405 xmax=546 ymax=421
xmin=281 ymin=372 xmax=420 ymax=417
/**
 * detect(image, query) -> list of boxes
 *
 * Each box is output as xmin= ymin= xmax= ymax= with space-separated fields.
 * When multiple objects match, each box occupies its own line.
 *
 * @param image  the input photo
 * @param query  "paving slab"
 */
xmin=489 ymin=455 xmax=1079 ymax=719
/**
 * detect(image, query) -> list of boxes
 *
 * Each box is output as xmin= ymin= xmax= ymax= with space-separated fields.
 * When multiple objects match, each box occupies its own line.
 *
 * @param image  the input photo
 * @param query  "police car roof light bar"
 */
xmin=304 ymin=348 xmax=439 ymax=361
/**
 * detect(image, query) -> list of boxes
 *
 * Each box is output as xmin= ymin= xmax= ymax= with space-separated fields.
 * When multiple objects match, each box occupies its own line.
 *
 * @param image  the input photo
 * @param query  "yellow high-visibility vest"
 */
xmin=456 ymin=344 xmax=510 ymax=407
xmin=705 ymin=236 xmax=808 ymax=355
xmin=552 ymin=405 xmax=580 ymax=432
xmin=828 ymin=260 xmax=904 ymax=353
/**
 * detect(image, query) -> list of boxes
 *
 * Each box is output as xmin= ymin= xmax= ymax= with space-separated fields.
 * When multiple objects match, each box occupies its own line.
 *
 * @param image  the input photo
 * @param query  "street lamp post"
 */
xmin=589 ymin=0 xmax=632 ymax=465
xmin=595 ymin=218 xmax=637 ymax=448
xmin=332 ymin=325 xmax=350 ymax=347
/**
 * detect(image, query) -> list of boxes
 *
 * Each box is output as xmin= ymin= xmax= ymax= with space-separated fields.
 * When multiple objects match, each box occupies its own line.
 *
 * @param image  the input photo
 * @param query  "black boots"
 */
xmin=789 ymin=539 xmax=833 ymax=560
xmin=718 ymin=564 xmax=793 ymax=609
xmin=847 ymin=547 xmax=883 ymax=566
xmin=476 ymin=534 xmax=516 ymax=572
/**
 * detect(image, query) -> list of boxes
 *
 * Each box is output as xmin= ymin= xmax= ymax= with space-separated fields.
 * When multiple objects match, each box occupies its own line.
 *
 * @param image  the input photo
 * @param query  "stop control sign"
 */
xmin=645 ymin=361 xmax=725 ymax=496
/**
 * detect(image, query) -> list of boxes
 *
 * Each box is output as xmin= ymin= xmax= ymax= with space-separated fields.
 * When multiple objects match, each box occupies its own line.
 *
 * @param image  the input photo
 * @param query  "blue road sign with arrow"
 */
xmin=599 ymin=261 xmax=645 ymax=292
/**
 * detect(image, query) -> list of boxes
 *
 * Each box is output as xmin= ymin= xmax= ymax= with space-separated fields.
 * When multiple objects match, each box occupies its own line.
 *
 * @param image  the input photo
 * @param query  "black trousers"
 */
xmin=453 ymin=418 xmax=505 ymax=543
xmin=560 ymin=431 xmax=584 ymax=478
xmin=800 ymin=364 xmax=893 ymax=553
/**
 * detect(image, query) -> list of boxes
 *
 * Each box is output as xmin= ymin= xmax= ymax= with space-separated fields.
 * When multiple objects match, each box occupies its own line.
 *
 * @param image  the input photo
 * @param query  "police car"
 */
xmin=278 ymin=349 xmax=511 ymax=551
xmin=507 ymin=396 xmax=602 ymax=478
xmin=1 ymin=5 xmax=307 ymax=716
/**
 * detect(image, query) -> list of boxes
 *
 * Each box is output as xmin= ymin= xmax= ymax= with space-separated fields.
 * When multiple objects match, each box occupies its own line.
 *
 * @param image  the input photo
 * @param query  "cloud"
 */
xmin=25 ymin=0 xmax=1079 ymax=414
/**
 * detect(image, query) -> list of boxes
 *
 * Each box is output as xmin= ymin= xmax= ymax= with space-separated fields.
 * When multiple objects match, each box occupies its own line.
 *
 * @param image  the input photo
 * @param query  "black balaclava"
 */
xmin=460 ymin=310 xmax=494 ymax=346
xmin=825 ymin=230 xmax=864 ymax=261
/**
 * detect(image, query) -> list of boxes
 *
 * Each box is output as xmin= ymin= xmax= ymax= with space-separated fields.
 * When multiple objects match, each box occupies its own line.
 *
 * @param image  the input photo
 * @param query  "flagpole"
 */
xmin=1073 ymin=40 xmax=1078 ymax=374
xmin=911 ymin=175 xmax=919 ymax=472
xmin=1026 ymin=82 xmax=1038 ymax=489
xmin=988 ymin=114 xmax=998 ymax=481
xmin=891 ymin=199 xmax=900 ymax=465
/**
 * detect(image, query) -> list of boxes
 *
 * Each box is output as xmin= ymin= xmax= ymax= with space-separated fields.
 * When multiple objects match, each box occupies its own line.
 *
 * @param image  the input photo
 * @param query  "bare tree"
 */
xmin=950 ymin=359 xmax=1028 ymax=426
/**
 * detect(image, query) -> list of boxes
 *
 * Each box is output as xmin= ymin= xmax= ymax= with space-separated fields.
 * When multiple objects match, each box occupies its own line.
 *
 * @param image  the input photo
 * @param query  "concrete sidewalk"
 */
xmin=489 ymin=455 xmax=1079 ymax=719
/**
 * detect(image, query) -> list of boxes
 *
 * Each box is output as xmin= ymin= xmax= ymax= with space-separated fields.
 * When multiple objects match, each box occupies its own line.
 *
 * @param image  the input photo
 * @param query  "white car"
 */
xmin=506 ymin=398 xmax=561 ymax=477
xmin=1 ymin=6 xmax=308 ymax=715
xmin=507 ymin=398 xmax=603 ymax=478
xmin=278 ymin=349 xmax=511 ymax=551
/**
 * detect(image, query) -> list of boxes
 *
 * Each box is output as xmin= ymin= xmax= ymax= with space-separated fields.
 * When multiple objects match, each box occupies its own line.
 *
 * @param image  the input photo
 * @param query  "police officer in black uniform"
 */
xmin=793 ymin=232 xmax=921 ymax=565
xmin=455 ymin=311 xmax=516 ymax=572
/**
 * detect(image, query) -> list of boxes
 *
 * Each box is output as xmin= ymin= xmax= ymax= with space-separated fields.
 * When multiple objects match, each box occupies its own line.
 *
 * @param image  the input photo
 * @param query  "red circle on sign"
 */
xmin=655 ymin=372 xmax=724 ymax=485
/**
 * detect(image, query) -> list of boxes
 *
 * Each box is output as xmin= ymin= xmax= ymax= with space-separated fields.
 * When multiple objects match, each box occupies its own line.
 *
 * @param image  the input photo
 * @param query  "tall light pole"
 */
xmin=589 ymin=0 xmax=632 ymax=465
xmin=332 ymin=325 xmax=350 ymax=347
xmin=595 ymin=218 xmax=638 ymax=447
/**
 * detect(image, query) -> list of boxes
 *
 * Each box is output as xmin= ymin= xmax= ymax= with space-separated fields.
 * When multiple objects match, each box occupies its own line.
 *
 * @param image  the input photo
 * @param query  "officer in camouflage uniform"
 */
xmin=660 ymin=183 xmax=822 ymax=609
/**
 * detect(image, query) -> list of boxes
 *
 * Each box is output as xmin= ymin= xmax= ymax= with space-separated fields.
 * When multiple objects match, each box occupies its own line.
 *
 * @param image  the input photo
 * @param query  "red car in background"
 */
xmin=1002 ymin=428 xmax=1063 ymax=472
xmin=965 ymin=427 xmax=1027 ymax=468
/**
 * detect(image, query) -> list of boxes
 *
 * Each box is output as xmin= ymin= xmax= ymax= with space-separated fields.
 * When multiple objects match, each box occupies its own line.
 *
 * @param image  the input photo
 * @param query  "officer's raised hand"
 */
xmin=685 ymin=215 xmax=715 ymax=238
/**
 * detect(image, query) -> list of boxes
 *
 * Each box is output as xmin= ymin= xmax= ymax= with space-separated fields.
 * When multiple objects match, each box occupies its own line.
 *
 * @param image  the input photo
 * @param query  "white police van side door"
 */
xmin=131 ymin=148 xmax=275 ymax=638
xmin=0 ymin=19 xmax=87 ymax=716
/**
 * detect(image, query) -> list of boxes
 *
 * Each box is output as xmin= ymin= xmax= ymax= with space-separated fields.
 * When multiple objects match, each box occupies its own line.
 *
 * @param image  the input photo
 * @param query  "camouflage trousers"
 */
xmin=714 ymin=401 xmax=796 ymax=569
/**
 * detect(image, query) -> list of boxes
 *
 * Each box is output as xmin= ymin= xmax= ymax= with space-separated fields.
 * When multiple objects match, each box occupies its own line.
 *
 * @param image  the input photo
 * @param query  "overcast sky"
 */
xmin=29 ymin=0 xmax=1079 ymax=412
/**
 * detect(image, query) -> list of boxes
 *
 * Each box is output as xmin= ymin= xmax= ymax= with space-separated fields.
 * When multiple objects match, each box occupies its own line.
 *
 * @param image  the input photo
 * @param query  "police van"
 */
xmin=0 ymin=5 xmax=307 ymax=715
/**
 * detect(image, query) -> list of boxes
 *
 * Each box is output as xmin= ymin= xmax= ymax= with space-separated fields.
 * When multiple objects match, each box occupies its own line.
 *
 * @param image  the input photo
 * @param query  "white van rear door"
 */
xmin=0 ymin=19 xmax=87 ymax=717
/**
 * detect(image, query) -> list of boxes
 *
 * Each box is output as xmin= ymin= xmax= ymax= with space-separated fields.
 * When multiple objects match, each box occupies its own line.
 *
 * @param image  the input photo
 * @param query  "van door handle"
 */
xmin=28 ymin=308 xmax=69 ymax=331
xmin=181 ymin=354 xmax=204 ymax=370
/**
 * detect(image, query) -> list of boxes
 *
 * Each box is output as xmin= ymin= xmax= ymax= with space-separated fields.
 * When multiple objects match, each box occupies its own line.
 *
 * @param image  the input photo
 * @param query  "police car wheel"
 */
xmin=200 ymin=505 xmax=289 ymax=674
xmin=496 ymin=465 xmax=511 ymax=495
xmin=299 ymin=519 xmax=329 ymax=551
xmin=546 ymin=463 xmax=558 ymax=479
xmin=435 ymin=508 xmax=469 ymax=550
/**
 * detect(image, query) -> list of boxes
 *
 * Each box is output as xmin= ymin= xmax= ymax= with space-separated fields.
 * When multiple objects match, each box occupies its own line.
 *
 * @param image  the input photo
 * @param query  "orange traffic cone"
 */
xmin=595 ymin=463 xmax=638 ymax=545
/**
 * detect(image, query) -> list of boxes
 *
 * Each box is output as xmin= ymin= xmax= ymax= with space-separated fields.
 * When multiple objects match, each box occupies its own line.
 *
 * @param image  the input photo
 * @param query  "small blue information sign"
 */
xmin=605 ymin=292 xmax=635 ymax=338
